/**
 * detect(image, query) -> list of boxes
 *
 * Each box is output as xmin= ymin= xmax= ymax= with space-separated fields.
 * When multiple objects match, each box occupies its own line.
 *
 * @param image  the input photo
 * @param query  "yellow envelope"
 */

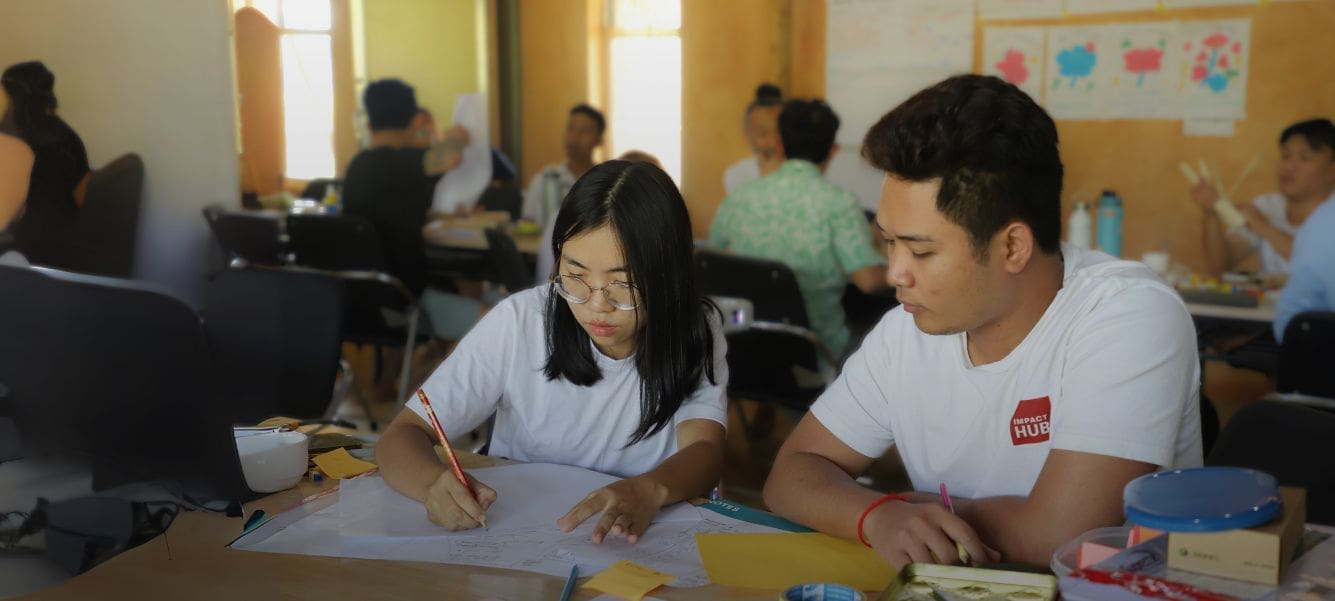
xmin=582 ymin=560 xmax=674 ymax=601
xmin=312 ymin=448 xmax=376 ymax=479
xmin=695 ymin=532 xmax=894 ymax=591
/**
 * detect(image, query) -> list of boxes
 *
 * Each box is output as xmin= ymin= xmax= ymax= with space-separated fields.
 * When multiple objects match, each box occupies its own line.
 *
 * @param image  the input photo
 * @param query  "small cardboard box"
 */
xmin=1165 ymin=487 xmax=1306 ymax=585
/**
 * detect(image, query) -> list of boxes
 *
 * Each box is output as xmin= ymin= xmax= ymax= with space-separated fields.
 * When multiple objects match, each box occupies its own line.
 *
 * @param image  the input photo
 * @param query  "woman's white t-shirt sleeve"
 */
xmin=406 ymin=296 xmax=518 ymax=441
xmin=671 ymin=309 xmax=730 ymax=429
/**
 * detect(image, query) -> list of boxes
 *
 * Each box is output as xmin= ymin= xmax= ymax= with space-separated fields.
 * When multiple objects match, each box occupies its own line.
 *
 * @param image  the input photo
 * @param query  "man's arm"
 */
xmin=423 ymin=125 xmax=470 ymax=176
xmin=764 ymin=415 xmax=996 ymax=570
xmin=952 ymin=450 xmax=1154 ymax=567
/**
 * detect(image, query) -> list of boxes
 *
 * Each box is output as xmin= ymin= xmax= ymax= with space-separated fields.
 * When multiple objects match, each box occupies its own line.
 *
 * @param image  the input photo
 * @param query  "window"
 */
xmin=605 ymin=0 xmax=682 ymax=184
xmin=235 ymin=0 xmax=335 ymax=181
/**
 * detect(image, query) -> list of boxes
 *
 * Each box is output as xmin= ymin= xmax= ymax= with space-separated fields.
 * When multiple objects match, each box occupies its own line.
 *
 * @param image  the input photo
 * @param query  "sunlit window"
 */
xmin=607 ymin=0 xmax=681 ymax=184
xmin=235 ymin=0 xmax=335 ymax=181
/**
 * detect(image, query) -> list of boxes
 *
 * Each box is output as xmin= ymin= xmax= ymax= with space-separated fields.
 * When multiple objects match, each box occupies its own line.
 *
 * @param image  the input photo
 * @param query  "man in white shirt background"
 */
xmin=525 ymin=104 xmax=605 ymax=283
xmin=763 ymin=74 xmax=1202 ymax=570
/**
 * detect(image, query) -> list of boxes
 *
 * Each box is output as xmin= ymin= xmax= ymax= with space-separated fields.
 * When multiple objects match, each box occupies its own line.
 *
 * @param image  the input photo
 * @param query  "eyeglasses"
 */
xmin=553 ymin=275 xmax=639 ymax=310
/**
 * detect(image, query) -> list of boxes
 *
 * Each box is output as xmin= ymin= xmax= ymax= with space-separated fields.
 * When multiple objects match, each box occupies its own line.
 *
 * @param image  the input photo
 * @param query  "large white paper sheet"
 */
xmin=978 ymin=0 xmax=1063 ymax=20
xmin=432 ymin=93 xmax=493 ymax=214
xmin=232 ymin=463 xmax=783 ymax=587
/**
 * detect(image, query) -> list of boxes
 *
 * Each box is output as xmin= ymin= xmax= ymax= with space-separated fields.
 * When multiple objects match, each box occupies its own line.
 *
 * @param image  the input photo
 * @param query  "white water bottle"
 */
xmin=1067 ymin=201 xmax=1092 ymax=250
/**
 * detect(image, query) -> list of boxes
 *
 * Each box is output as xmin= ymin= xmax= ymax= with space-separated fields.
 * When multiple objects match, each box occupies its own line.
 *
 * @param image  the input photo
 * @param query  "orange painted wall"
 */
xmin=975 ymin=0 xmax=1335 ymax=273
xmin=234 ymin=7 xmax=283 ymax=194
xmin=518 ymin=0 xmax=592 ymax=187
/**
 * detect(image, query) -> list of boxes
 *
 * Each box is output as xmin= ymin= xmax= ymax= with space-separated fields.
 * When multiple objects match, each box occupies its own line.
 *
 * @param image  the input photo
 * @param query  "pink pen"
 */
xmin=939 ymin=482 xmax=955 ymax=514
xmin=940 ymin=482 xmax=969 ymax=565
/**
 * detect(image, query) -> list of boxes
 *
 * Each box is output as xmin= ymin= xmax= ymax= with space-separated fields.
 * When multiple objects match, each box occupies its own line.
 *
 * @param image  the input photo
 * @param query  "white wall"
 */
xmin=0 ymin=0 xmax=238 ymax=306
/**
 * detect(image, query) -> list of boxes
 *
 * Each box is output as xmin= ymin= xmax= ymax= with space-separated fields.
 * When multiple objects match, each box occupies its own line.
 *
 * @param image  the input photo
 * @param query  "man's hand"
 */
xmin=1188 ymin=180 xmax=1221 ymax=213
xmin=423 ymin=125 xmax=471 ymax=175
xmin=556 ymin=476 xmax=668 ymax=544
xmin=862 ymin=500 xmax=1000 ymax=571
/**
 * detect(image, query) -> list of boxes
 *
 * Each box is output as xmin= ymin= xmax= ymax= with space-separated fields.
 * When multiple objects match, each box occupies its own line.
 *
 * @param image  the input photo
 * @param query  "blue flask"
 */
xmin=1097 ymin=190 xmax=1123 ymax=257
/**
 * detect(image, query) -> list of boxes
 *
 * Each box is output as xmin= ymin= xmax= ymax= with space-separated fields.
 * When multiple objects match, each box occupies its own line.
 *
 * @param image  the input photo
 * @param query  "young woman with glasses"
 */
xmin=377 ymin=160 xmax=727 ymax=545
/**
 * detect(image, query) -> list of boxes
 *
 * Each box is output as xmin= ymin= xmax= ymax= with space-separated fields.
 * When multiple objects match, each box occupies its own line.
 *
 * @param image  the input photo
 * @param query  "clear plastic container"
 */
xmin=1050 ymin=526 xmax=1134 ymax=578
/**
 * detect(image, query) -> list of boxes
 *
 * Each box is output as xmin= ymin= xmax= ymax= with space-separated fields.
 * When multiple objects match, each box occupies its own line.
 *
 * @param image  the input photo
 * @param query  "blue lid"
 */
xmin=1124 ymin=467 xmax=1282 ymax=532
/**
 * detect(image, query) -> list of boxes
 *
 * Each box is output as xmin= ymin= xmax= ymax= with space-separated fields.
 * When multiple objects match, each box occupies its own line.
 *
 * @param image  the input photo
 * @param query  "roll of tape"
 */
xmin=779 ymin=583 xmax=865 ymax=601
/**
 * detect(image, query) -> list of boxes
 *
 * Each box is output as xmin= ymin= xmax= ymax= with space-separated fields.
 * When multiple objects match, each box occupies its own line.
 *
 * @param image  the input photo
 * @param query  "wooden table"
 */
xmin=1184 ymin=301 xmax=1276 ymax=324
xmin=422 ymin=213 xmax=542 ymax=256
xmin=22 ymin=453 xmax=786 ymax=601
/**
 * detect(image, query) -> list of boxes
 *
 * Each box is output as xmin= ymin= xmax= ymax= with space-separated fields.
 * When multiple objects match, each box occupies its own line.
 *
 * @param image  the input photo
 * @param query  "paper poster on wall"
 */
xmin=1104 ymin=23 xmax=1182 ymax=119
xmin=1177 ymin=18 xmax=1250 ymax=119
xmin=1065 ymin=0 xmax=1160 ymax=15
xmin=983 ymin=26 xmax=1046 ymax=102
xmin=825 ymin=0 xmax=973 ymax=145
xmin=1045 ymin=25 xmax=1113 ymax=119
xmin=977 ymin=0 xmax=1063 ymax=20
xmin=1161 ymin=0 xmax=1255 ymax=9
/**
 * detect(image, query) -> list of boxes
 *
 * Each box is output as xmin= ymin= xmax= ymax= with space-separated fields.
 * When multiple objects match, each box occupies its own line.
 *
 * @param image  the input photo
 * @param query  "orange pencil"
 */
xmin=416 ymin=389 xmax=487 ymax=529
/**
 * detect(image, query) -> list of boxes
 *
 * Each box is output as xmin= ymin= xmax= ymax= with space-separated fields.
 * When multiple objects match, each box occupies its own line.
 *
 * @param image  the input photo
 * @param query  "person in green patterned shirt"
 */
xmin=708 ymin=99 xmax=886 ymax=358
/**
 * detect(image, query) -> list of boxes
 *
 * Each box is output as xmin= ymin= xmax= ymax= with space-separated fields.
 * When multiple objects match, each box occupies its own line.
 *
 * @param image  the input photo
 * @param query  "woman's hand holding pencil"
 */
xmin=424 ymin=469 xmax=496 ymax=531
xmin=416 ymin=389 xmax=497 ymax=531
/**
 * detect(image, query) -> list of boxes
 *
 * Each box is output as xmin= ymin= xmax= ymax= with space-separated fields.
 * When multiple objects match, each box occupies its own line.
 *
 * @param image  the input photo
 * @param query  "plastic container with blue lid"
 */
xmin=1123 ymin=466 xmax=1282 ymax=532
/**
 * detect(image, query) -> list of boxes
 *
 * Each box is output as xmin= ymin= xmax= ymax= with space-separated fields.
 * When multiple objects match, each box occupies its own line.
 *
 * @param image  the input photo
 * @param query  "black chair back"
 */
xmin=485 ymin=226 xmax=533 ymax=294
xmin=694 ymin=250 xmax=828 ymax=412
xmin=203 ymin=205 xmax=287 ymax=266
xmin=0 ymin=265 xmax=252 ymax=503
xmin=203 ymin=267 xmax=345 ymax=423
xmin=1207 ymin=400 xmax=1335 ymax=525
xmin=48 ymin=153 xmax=145 ymax=277
xmin=299 ymin=178 xmax=341 ymax=200
xmin=477 ymin=185 xmax=522 ymax=221
xmin=695 ymin=250 xmax=811 ymax=327
xmin=286 ymin=213 xmax=388 ymax=271
xmin=1277 ymin=311 xmax=1335 ymax=398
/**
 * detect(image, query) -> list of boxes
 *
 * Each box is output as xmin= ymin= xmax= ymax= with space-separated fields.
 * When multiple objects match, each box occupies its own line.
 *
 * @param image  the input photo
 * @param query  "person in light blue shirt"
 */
xmin=1274 ymin=199 xmax=1335 ymax=341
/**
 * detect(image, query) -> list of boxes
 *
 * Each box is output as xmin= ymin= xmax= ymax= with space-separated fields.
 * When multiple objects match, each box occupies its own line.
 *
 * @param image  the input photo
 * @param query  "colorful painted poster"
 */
xmin=1177 ymin=18 xmax=1250 ymax=119
xmin=1104 ymin=23 xmax=1182 ymax=118
xmin=1045 ymin=25 xmax=1112 ymax=119
xmin=1065 ymin=0 xmax=1160 ymax=14
xmin=982 ymin=26 xmax=1046 ymax=102
xmin=978 ymin=0 xmax=1063 ymax=20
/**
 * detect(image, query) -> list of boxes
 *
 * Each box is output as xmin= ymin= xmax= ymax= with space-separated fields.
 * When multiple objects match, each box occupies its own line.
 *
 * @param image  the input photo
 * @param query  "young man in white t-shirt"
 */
xmin=1187 ymin=118 xmax=1335 ymax=277
xmin=762 ymin=74 xmax=1202 ymax=570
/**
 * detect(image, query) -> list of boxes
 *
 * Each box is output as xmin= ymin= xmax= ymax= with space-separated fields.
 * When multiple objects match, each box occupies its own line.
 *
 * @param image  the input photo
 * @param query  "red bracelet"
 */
xmin=856 ymin=493 xmax=906 ymax=548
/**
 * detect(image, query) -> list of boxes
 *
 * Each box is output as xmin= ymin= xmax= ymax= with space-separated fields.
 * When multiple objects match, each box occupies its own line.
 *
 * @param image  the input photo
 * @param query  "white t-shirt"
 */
xmin=723 ymin=157 xmax=761 ymax=195
xmin=1234 ymin=193 xmax=1299 ymax=275
xmin=810 ymin=244 xmax=1203 ymax=500
xmin=407 ymin=286 xmax=729 ymax=478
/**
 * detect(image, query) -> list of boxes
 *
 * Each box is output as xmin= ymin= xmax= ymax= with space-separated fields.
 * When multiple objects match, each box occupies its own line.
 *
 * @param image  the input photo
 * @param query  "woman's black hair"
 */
xmin=543 ymin=160 xmax=718 ymax=445
xmin=1 ymin=61 xmax=58 ymax=143
xmin=744 ymin=83 xmax=783 ymax=123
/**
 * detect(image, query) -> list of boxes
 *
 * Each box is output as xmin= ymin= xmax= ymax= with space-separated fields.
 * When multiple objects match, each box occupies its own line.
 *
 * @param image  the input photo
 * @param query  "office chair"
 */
xmin=202 ymin=267 xmax=349 ymax=423
xmin=0 ymin=265 xmax=252 ymax=503
xmin=1207 ymin=400 xmax=1335 ymax=525
xmin=1275 ymin=311 xmax=1335 ymax=400
xmin=694 ymin=251 xmax=837 ymax=440
xmin=202 ymin=204 xmax=288 ymax=267
xmin=26 ymin=154 xmax=144 ymax=278
xmin=286 ymin=214 xmax=427 ymax=424
xmin=484 ymin=226 xmax=533 ymax=295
